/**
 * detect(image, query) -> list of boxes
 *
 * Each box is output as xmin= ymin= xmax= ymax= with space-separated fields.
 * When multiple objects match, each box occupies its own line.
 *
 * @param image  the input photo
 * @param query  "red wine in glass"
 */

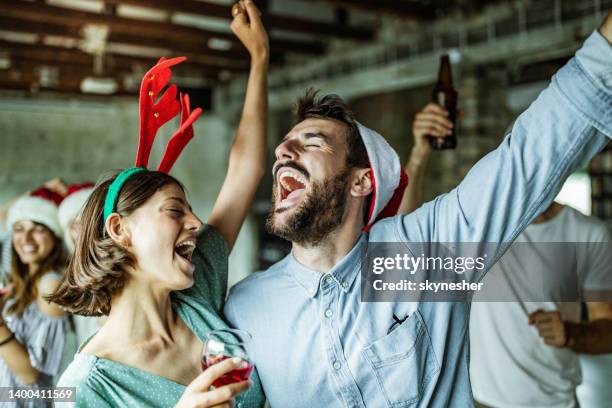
xmin=201 ymin=355 xmax=254 ymax=387
xmin=202 ymin=329 xmax=253 ymax=387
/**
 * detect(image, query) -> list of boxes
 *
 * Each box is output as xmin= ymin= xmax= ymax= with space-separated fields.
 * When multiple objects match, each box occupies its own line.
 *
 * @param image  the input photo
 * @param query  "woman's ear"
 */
xmin=104 ymin=213 xmax=131 ymax=248
xmin=350 ymin=168 xmax=374 ymax=198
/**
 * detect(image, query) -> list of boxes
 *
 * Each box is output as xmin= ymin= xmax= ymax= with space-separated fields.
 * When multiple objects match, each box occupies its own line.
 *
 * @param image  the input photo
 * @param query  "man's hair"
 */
xmin=47 ymin=170 xmax=183 ymax=316
xmin=293 ymin=89 xmax=369 ymax=169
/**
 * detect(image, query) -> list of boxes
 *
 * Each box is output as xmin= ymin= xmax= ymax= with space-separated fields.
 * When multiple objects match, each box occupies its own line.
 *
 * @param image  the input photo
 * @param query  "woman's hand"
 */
xmin=599 ymin=11 xmax=612 ymax=43
xmin=230 ymin=0 xmax=269 ymax=62
xmin=42 ymin=178 xmax=69 ymax=197
xmin=175 ymin=357 xmax=252 ymax=408
xmin=0 ymin=284 xmax=13 ymax=325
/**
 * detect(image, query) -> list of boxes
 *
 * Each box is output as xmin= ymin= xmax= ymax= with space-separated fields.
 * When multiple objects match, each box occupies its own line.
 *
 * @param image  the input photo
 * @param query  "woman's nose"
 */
xmin=186 ymin=212 xmax=204 ymax=232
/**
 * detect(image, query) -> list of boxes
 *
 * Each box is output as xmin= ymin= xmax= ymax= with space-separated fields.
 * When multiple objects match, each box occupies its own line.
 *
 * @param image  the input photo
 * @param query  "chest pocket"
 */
xmin=362 ymin=309 xmax=439 ymax=407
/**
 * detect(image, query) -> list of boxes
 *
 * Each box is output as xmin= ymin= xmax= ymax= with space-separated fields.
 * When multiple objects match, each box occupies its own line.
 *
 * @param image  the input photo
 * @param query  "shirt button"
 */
xmin=325 ymin=309 xmax=333 ymax=318
xmin=341 ymin=281 xmax=349 ymax=289
xmin=325 ymin=276 xmax=334 ymax=285
xmin=333 ymin=361 xmax=341 ymax=370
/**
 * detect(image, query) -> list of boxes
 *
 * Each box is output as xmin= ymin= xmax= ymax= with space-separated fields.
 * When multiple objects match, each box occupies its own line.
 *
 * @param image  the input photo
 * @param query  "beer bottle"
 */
xmin=427 ymin=54 xmax=458 ymax=149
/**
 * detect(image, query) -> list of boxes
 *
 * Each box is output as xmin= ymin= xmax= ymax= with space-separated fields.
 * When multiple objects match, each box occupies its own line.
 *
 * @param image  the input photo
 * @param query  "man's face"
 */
xmin=267 ymin=118 xmax=353 ymax=245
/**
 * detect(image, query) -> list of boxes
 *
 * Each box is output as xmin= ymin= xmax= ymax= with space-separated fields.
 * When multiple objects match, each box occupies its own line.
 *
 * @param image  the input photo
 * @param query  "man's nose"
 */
xmin=274 ymin=139 xmax=300 ymax=161
xmin=23 ymin=229 xmax=35 ymax=241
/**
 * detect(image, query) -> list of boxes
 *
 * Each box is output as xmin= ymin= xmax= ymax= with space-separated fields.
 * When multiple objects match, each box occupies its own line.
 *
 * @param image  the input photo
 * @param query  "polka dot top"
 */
xmin=56 ymin=225 xmax=265 ymax=408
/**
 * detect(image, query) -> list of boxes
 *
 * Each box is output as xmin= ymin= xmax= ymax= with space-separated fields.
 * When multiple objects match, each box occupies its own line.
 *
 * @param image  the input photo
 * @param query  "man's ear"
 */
xmin=350 ymin=168 xmax=374 ymax=198
xmin=104 ymin=213 xmax=131 ymax=248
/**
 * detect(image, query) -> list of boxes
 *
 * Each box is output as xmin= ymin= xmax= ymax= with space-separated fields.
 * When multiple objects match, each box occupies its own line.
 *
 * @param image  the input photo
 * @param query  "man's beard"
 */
xmin=266 ymin=169 xmax=350 ymax=247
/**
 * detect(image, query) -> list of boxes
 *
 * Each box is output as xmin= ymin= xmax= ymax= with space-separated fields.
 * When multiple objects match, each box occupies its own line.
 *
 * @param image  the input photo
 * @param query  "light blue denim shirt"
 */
xmin=225 ymin=31 xmax=612 ymax=408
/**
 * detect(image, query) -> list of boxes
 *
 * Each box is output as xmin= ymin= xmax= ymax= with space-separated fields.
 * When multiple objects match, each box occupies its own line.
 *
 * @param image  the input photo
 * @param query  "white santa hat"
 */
xmin=356 ymin=122 xmax=409 ymax=230
xmin=58 ymin=184 xmax=94 ymax=233
xmin=58 ymin=183 xmax=94 ymax=252
xmin=6 ymin=187 xmax=64 ymax=239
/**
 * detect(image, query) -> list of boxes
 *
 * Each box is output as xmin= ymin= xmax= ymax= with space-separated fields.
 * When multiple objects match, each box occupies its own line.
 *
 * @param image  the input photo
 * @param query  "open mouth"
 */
xmin=277 ymin=169 xmax=307 ymax=205
xmin=19 ymin=244 xmax=38 ymax=256
xmin=174 ymin=239 xmax=196 ymax=263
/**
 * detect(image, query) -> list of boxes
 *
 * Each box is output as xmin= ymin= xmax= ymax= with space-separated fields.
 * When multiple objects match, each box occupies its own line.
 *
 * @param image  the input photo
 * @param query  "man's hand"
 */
xmin=528 ymin=310 xmax=568 ymax=348
xmin=599 ymin=11 xmax=612 ymax=43
xmin=230 ymin=0 xmax=269 ymax=62
xmin=411 ymin=103 xmax=453 ymax=160
xmin=42 ymin=178 xmax=68 ymax=197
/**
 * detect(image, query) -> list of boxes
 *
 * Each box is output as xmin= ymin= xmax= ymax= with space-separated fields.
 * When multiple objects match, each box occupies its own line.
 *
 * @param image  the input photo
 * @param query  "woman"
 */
xmin=50 ymin=1 xmax=268 ymax=407
xmin=0 ymin=187 xmax=68 ymax=407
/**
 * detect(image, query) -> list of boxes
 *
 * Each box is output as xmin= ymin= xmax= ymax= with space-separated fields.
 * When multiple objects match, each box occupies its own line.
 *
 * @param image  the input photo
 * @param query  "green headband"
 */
xmin=103 ymin=167 xmax=146 ymax=222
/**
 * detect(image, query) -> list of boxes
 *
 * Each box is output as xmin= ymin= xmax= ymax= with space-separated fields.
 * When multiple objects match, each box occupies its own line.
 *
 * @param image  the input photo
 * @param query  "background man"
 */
xmin=400 ymin=104 xmax=612 ymax=408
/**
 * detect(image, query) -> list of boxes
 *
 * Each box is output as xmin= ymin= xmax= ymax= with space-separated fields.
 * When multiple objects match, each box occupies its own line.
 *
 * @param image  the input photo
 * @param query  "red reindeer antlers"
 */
xmin=135 ymin=56 xmax=202 ymax=173
xmin=158 ymin=93 xmax=202 ymax=173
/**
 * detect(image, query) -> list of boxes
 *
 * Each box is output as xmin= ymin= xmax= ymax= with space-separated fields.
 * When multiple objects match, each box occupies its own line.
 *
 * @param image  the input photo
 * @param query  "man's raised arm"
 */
xmin=399 ymin=14 xmax=612 ymax=264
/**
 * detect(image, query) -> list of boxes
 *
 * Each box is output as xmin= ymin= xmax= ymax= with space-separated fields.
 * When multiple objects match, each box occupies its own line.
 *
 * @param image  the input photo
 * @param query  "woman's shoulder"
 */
xmin=56 ymin=354 xmax=111 ymax=407
xmin=57 ymin=354 xmax=98 ymax=388
xmin=196 ymin=224 xmax=229 ymax=262
xmin=35 ymin=270 xmax=66 ymax=317
xmin=39 ymin=270 xmax=63 ymax=285
xmin=36 ymin=270 xmax=63 ymax=295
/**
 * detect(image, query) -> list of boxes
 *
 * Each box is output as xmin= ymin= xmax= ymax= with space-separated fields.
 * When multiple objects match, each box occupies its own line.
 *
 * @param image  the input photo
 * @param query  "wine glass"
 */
xmin=201 ymin=329 xmax=253 ymax=388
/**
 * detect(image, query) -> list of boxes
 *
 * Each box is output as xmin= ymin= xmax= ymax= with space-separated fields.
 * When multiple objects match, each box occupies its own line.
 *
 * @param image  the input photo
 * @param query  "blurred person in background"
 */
xmin=56 ymin=181 xmax=100 ymax=346
xmin=0 ymin=186 xmax=68 ymax=406
xmin=399 ymin=102 xmax=612 ymax=408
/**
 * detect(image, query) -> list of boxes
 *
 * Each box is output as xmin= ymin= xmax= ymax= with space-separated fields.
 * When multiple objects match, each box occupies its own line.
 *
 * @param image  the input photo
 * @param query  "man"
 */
xmin=400 ymin=106 xmax=612 ymax=407
xmin=225 ymin=15 xmax=612 ymax=407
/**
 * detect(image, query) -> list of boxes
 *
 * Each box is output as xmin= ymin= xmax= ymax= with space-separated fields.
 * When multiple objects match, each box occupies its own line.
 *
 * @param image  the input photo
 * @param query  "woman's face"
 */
xmin=123 ymin=183 xmax=203 ymax=291
xmin=12 ymin=220 xmax=56 ymax=267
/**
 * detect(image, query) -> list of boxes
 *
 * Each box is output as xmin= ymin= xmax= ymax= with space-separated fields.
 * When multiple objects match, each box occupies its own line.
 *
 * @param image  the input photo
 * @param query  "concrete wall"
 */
xmin=0 ymin=95 xmax=256 ymax=286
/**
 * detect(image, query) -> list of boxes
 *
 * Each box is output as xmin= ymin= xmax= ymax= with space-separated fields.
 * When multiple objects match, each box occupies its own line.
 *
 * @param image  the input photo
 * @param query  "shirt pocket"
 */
xmin=362 ymin=309 xmax=439 ymax=407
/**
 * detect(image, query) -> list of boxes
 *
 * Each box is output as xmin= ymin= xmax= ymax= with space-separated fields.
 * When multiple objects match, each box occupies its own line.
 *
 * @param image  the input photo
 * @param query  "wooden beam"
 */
xmin=0 ymin=16 xmax=255 ymax=68
xmin=8 ymin=58 xmax=130 ymax=78
xmin=0 ymin=39 xmax=234 ymax=78
xmin=101 ymin=0 xmax=373 ymax=40
xmin=0 ymin=16 xmax=285 ymax=66
xmin=0 ymin=68 xmax=134 ymax=94
xmin=0 ymin=0 xmax=325 ymax=54
xmin=317 ymin=0 xmax=435 ymax=19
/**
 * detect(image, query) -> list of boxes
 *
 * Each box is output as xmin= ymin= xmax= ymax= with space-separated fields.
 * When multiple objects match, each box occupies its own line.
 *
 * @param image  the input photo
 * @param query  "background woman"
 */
xmin=51 ymin=1 xmax=268 ymax=407
xmin=0 ymin=187 xmax=68 ymax=407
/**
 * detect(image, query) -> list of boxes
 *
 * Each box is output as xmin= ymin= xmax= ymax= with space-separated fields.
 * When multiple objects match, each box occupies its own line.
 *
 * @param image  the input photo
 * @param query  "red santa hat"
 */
xmin=58 ymin=183 xmax=95 ymax=233
xmin=356 ymin=122 xmax=409 ymax=231
xmin=6 ymin=187 xmax=64 ymax=238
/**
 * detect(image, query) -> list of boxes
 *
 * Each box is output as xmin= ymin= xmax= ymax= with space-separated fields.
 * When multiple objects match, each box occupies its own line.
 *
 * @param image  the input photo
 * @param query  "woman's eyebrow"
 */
xmin=164 ymin=197 xmax=191 ymax=210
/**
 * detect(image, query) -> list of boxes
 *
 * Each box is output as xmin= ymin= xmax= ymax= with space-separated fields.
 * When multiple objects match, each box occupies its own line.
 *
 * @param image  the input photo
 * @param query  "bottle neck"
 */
xmin=437 ymin=55 xmax=453 ymax=88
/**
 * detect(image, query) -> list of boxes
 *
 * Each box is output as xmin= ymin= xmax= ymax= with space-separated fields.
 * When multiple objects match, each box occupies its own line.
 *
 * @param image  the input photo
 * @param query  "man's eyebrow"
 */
xmin=281 ymin=131 xmax=328 ymax=143
xmin=303 ymin=132 xmax=328 ymax=140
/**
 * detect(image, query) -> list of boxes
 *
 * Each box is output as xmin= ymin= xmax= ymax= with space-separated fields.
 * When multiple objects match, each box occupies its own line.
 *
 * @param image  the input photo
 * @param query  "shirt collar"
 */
xmin=288 ymin=234 xmax=367 ymax=298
